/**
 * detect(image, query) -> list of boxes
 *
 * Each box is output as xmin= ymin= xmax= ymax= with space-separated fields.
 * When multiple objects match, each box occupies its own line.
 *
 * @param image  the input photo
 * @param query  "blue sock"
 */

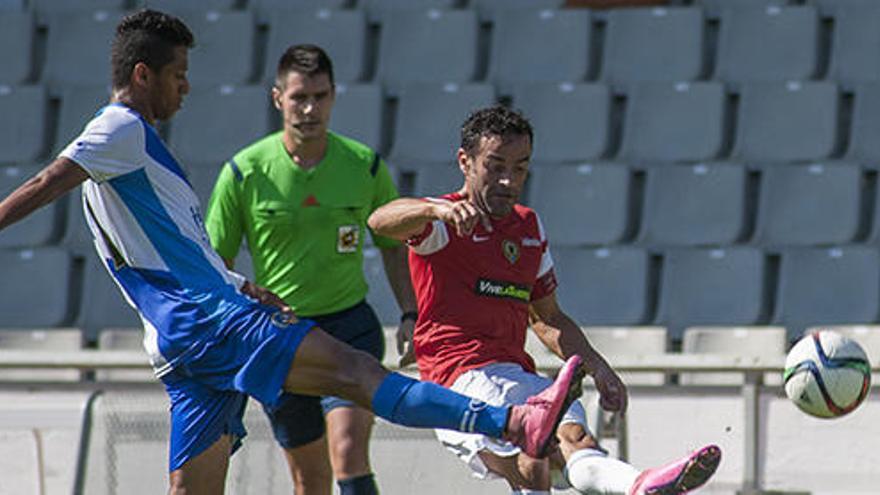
xmin=370 ymin=373 xmax=509 ymax=438
xmin=338 ymin=473 xmax=378 ymax=495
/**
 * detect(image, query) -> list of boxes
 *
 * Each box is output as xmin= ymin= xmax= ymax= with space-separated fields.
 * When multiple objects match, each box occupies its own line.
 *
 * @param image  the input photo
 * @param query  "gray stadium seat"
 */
xmin=846 ymin=83 xmax=880 ymax=165
xmin=173 ymin=10 xmax=256 ymax=86
xmin=138 ymin=0 xmax=238 ymax=13
xmin=361 ymin=0 xmax=457 ymax=23
xmin=638 ymin=163 xmax=748 ymax=246
xmin=808 ymin=0 xmax=879 ymax=15
xmin=0 ymin=85 xmax=48 ymax=164
xmin=0 ymin=0 xmax=24 ymax=10
xmin=263 ymin=9 xmax=367 ymax=84
xmin=620 ymin=82 xmax=725 ymax=162
xmin=54 ymin=85 xmax=110 ymax=155
xmin=656 ymin=247 xmax=768 ymax=341
xmin=96 ymin=328 xmax=155 ymax=382
xmin=733 ymin=81 xmax=839 ymax=162
xmin=775 ymin=246 xmax=880 ymax=340
xmin=512 ymin=83 xmax=610 ymax=163
xmin=0 ymin=247 xmax=72 ymax=328
xmin=488 ymin=9 xmax=593 ymax=96
xmin=0 ymin=165 xmax=61 ymax=247
xmin=584 ymin=326 xmax=668 ymax=386
xmin=331 ymin=83 xmax=384 ymax=153
xmin=753 ymin=163 xmax=862 ymax=246
xmin=389 ymin=83 xmax=495 ymax=163
xmin=680 ymin=326 xmax=786 ymax=385
xmin=827 ymin=3 xmax=880 ymax=88
xmin=363 ymin=247 xmax=398 ymax=326
xmin=602 ymin=7 xmax=704 ymax=86
xmin=44 ymin=10 xmax=123 ymax=90
xmin=715 ymin=6 xmax=819 ymax=84
xmin=528 ymin=163 xmax=633 ymax=246
xmin=553 ymin=247 xmax=654 ymax=326
xmin=411 ymin=162 xmax=463 ymax=198
xmin=186 ymin=163 xmax=222 ymax=208
xmin=252 ymin=0 xmax=350 ymax=22
xmin=61 ymin=187 xmax=94 ymax=256
xmin=697 ymin=0 xmax=787 ymax=16
xmin=168 ymin=84 xmax=271 ymax=165
xmin=376 ymin=10 xmax=479 ymax=94
xmin=0 ymin=12 xmax=34 ymax=85
xmin=470 ymin=0 xmax=565 ymax=21
xmin=0 ymin=328 xmax=83 ymax=382
xmin=75 ymin=252 xmax=142 ymax=342
xmin=31 ymin=0 xmax=125 ymax=17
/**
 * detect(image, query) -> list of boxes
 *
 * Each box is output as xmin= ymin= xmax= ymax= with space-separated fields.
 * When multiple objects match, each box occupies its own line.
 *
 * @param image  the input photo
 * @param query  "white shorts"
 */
xmin=435 ymin=362 xmax=589 ymax=479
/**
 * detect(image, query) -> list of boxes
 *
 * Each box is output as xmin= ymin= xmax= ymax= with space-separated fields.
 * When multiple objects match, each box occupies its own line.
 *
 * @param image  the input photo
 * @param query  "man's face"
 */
xmin=148 ymin=45 xmax=190 ymax=122
xmin=459 ymin=133 xmax=531 ymax=218
xmin=272 ymin=71 xmax=335 ymax=143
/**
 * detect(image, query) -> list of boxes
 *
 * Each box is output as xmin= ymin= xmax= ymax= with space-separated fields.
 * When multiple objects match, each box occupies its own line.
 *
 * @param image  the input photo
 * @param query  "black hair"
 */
xmin=111 ymin=9 xmax=194 ymax=89
xmin=275 ymin=44 xmax=335 ymax=88
xmin=460 ymin=105 xmax=534 ymax=156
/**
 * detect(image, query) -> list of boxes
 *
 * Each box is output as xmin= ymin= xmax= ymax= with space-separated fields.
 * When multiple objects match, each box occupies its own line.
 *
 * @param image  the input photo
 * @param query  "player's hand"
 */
xmin=433 ymin=199 xmax=492 ymax=237
xmin=241 ymin=281 xmax=293 ymax=314
xmin=591 ymin=361 xmax=629 ymax=414
xmin=396 ymin=318 xmax=416 ymax=367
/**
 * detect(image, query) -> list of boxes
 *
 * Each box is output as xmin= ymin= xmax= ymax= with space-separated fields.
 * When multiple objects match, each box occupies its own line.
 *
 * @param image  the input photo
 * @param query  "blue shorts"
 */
xmin=261 ymin=300 xmax=385 ymax=449
xmin=161 ymin=302 xmax=315 ymax=472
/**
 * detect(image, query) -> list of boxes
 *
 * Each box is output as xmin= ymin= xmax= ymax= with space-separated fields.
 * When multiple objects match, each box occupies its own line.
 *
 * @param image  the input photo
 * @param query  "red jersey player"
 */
xmin=369 ymin=106 xmax=721 ymax=495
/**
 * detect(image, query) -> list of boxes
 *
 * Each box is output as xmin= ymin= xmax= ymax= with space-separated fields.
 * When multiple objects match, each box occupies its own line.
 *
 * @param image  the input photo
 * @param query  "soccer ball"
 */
xmin=783 ymin=330 xmax=871 ymax=419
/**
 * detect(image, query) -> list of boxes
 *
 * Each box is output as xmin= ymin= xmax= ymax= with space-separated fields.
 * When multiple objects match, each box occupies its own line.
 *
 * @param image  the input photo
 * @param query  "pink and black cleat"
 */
xmin=630 ymin=444 xmax=722 ymax=495
xmin=504 ymin=355 xmax=587 ymax=458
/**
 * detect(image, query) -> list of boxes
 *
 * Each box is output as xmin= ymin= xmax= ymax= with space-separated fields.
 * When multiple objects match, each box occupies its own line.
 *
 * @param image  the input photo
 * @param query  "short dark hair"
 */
xmin=460 ymin=105 xmax=534 ymax=156
xmin=276 ymin=44 xmax=335 ymax=87
xmin=111 ymin=9 xmax=194 ymax=89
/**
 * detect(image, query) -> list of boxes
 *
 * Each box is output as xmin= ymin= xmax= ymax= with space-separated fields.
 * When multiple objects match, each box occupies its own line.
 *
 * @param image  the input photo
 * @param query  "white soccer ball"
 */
xmin=784 ymin=330 xmax=871 ymax=419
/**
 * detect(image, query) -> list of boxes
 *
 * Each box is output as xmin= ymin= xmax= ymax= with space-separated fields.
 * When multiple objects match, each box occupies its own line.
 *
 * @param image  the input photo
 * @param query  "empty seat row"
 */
xmin=8 ymin=4 xmax=880 ymax=90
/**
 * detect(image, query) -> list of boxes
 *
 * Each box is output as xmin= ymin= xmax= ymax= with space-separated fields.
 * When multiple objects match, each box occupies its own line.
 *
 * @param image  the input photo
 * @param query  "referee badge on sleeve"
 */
xmin=337 ymin=225 xmax=359 ymax=253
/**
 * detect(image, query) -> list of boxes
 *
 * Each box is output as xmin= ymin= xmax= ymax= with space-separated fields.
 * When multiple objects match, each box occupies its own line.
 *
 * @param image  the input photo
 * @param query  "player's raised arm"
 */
xmin=0 ymin=157 xmax=89 ymax=232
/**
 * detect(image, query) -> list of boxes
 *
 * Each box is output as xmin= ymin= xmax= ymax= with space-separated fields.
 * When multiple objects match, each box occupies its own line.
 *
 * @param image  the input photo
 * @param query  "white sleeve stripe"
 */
xmin=411 ymin=220 xmax=449 ymax=255
xmin=536 ymin=213 xmax=547 ymax=242
xmin=538 ymin=247 xmax=554 ymax=278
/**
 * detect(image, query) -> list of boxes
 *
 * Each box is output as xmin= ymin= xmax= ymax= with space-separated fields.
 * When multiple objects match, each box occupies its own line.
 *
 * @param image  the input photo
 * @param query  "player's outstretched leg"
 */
xmin=628 ymin=444 xmax=722 ymax=495
xmin=283 ymin=327 xmax=586 ymax=459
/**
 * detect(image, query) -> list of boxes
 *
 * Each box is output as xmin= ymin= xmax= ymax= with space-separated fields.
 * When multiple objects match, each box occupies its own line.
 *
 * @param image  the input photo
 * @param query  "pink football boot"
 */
xmin=504 ymin=355 xmax=587 ymax=458
xmin=630 ymin=445 xmax=722 ymax=495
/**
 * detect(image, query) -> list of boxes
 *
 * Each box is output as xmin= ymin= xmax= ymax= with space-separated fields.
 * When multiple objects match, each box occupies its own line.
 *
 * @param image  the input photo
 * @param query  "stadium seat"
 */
xmin=470 ymin=0 xmax=565 ymax=21
xmin=0 ymin=247 xmax=72 ymax=328
xmin=168 ymin=84 xmax=271 ymax=166
xmin=376 ymin=10 xmax=479 ymax=94
xmin=826 ymin=3 xmax=880 ymax=88
xmin=655 ymin=247 xmax=768 ymax=341
xmin=620 ymin=82 xmax=726 ymax=163
xmin=0 ymin=85 xmax=48 ymax=164
xmin=331 ymin=83 xmax=385 ymax=153
xmin=601 ymin=7 xmax=704 ymax=86
xmin=0 ymin=328 xmax=83 ymax=382
xmin=697 ymin=0 xmax=787 ymax=15
xmin=753 ymin=163 xmax=863 ymax=246
xmin=361 ymin=0 xmax=457 ymax=23
xmin=808 ymin=0 xmax=879 ymax=15
xmin=805 ymin=324 xmax=880 ymax=384
xmin=75 ymin=252 xmax=142 ymax=342
xmin=774 ymin=246 xmax=880 ymax=340
xmin=488 ymin=9 xmax=593 ymax=96
xmin=31 ymin=0 xmax=125 ymax=17
xmin=389 ymin=83 xmax=495 ymax=163
xmin=54 ymin=85 xmax=111 ymax=155
xmin=846 ymin=83 xmax=880 ymax=165
xmin=96 ymin=328 xmax=155 ymax=382
xmin=584 ymin=326 xmax=668 ymax=386
xmin=638 ymin=163 xmax=748 ymax=246
xmin=512 ymin=83 xmax=611 ymax=163
xmin=43 ymin=10 xmax=124 ymax=90
xmin=363 ymin=247 xmax=398 ymax=326
xmin=411 ymin=162 xmax=463 ymax=198
xmin=0 ymin=0 xmax=24 ymax=10
xmin=733 ymin=81 xmax=839 ymax=163
xmin=553 ymin=246 xmax=654 ymax=326
xmin=263 ymin=8 xmax=367 ymax=84
xmin=680 ymin=326 xmax=786 ymax=385
xmin=251 ymin=0 xmax=350 ymax=22
xmin=528 ymin=163 xmax=633 ymax=246
xmin=186 ymin=163 xmax=222 ymax=208
xmin=61 ymin=187 xmax=94 ymax=255
xmin=0 ymin=165 xmax=61 ymax=247
xmin=0 ymin=11 xmax=34 ymax=85
xmin=172 ymin=10 xmax=256 ymax=86
xmin=715 ymin=6 xmax=819 ymax=84
xmin=138 ymin=0 xmax=238 ymax=13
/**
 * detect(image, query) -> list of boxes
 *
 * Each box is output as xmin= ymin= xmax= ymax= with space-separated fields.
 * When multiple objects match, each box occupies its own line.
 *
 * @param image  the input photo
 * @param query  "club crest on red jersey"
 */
xmin=502 ymin=239 xmax=520 ymax=264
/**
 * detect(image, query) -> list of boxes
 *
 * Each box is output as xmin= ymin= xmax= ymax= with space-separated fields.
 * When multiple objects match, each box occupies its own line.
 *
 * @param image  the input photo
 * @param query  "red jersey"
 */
xmin=407 ymin=193 xmax=558 ymax=387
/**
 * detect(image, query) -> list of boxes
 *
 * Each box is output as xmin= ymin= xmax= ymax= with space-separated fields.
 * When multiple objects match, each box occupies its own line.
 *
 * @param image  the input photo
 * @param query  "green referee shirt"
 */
xmin=204 ymin=130 xmax=400 ymax=317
